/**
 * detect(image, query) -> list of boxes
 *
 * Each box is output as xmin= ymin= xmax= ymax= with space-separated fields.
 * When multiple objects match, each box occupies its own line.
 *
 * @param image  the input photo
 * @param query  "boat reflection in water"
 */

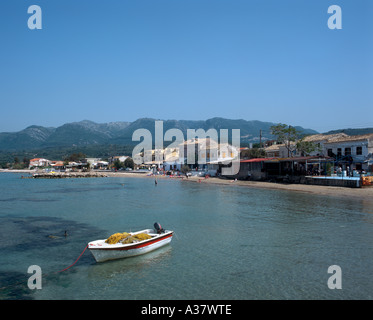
xmin=86 ymin=244 xmax=173 ymax=282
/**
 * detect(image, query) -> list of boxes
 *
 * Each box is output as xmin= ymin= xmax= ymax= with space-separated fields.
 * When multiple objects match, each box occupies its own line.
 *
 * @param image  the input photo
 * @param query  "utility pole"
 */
xmin=259 ymin=129 xmax=262 ymax=148
xmin=287 ymin=125 xmax=291 ymax=157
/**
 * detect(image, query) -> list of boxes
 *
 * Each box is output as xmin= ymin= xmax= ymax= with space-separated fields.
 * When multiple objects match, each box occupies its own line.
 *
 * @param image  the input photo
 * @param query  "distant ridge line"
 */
xmin=0 ymin=118 xmax=319 ymax=152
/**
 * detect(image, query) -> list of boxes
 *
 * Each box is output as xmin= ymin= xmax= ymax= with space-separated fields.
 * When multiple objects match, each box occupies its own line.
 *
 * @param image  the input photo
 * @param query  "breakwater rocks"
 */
xmin=27 ymin=172 xmax=108 ymax=179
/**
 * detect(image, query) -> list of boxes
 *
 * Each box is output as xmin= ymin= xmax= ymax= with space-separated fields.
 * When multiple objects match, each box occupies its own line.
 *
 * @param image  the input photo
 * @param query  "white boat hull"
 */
xmin=88 ymin=229 xmax=173 ymax=263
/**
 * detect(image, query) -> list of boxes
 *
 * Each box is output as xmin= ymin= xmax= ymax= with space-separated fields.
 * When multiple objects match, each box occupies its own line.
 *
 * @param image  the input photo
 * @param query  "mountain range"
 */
xmin=0 ymin=118 xmax=319 ymax=152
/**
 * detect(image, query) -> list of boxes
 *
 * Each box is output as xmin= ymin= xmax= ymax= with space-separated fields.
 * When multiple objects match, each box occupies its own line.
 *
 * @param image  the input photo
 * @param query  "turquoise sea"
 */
xmin=0 ymin=172 xmax=373 ymax=300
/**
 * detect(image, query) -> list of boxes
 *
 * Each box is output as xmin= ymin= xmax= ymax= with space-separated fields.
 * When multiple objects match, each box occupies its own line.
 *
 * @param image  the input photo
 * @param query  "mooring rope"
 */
xmin=54 ymin=244 xmax=88 ymax=274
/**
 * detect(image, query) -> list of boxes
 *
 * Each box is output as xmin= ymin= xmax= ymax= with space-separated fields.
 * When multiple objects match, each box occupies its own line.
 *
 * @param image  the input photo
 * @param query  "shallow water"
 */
xmin=0 ymin=173 xmax=372 ymax=300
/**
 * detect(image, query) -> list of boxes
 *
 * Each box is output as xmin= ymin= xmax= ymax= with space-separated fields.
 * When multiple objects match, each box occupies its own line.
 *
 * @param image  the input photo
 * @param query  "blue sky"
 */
xmin=1 ymin=0 xmax=372 ymax=133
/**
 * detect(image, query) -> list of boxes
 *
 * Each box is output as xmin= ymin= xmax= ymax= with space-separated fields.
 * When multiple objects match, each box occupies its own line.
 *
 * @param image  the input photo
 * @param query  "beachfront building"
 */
xmin=132 ymin=138 xmax=240 ymax=174
xmin=81 ymin=158 xmax=109 ymax=170
xmin=238 ymin=132 xmax=373 ymax=187
xmin=84 ymin=158 xmax=101 ymax=165
xmin=131 ymin=148 xmax=182 ymax=171
xmin=162 ymin=138 xmax=222 ymax=172
xmin=50 ymin=161 xmax=65 ymax=171
xmin=323 ymin=133 xmax=373 ymax=172
xmin=301 ymin=133 xmax=348 ymax=156
xmin=132 ymin=152 xmax=143 ymax=168
xmin=29 ymin=158 xmax=51 ymax=168
xmin=203 ymin=139 xmax=240 ymax=176
xmin=264 ymin=144 xmax=281 ymax=158
xmin=144 ymin=149 xmax=165 ymax=170
xmin=157 ymin=137 xmax=221 ymax=172
xmin=235 ymin=156 xmax=334 ymax=182
xmin=65 ymin=161 xmax=89 ymax=171
xmin=90 ymin=160 xmax=109 ymax=170
xmin=182 ymin=137 xmax=218 ymax=170
xmin=131 ymin=150 xmax=164 ymax=170
xmin=238 ymin=158 xmax=274 ymax=180
xmin=163 ymin=146 xmax=183 ymax=171
xmin=264 ymin=133 xmax=349 ymax=159
xmin=108 ymin=156 xmax=129 ymax=165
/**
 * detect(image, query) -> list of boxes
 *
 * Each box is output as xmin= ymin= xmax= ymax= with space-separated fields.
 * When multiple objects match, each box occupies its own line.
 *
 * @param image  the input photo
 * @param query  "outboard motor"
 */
xmin=154 ymin=222 xmax=165 ymax=234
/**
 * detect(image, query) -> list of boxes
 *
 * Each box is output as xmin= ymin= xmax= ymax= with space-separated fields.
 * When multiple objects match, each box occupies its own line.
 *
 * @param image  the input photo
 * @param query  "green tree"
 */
xmin=270 ymin=123 xmax=301 ymax=157
xmin=85 ymin=162 xmax=91 ymax=172
xmin=64 ymin=152 xmax=86 ymax=162
xmin=113 ymin=159 xmax=122 ymax=170
xmin=124 ymin=157 xmax=134 ymax=169
xmin=23 ymin=157 xmax=30 ymax=167
xmin=296 ymin=139 xmax=321 ymax=156
xmin=13 ymin=162 xmax=26 ymax=169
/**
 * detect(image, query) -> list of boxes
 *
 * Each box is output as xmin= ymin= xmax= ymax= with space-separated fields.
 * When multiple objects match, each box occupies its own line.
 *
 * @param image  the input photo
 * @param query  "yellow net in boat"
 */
xmin=105 ymin=232 xmax=152 ymax=244
xmin=134 ymin=233 xmax=152 ymax=241
xmin=121 ymin=233 xmax=152 ymax=244
xmin=105 ymin=232 xmax=131 ymax=244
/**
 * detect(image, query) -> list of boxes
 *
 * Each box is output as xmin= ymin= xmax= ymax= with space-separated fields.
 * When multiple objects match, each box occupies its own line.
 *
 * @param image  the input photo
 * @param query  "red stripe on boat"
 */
xmin=90 ymin=232 xmax=173 ymax=251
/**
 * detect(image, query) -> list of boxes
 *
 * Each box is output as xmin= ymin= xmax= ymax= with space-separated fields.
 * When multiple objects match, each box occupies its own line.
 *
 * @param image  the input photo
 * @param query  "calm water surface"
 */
xmin=0 ymin=173 xmax=372 ymax=300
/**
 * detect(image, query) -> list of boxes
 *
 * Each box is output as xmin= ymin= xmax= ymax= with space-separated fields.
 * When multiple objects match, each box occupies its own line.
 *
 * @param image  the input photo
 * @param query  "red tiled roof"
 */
xmin=241 ymin=156 xmax=333 ymax=163
xmin=240 ymin=157 xmax=276 ymax=163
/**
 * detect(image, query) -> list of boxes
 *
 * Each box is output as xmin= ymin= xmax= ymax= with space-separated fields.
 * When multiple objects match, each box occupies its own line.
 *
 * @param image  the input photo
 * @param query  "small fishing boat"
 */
xmin=88 ymin=223 xmax=173 ymax=263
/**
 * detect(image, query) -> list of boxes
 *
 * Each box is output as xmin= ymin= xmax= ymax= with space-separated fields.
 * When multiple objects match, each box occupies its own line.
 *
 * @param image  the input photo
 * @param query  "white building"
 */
xmin=108 ymin=156 xmax=129 ymax=164
xmin=29 ymin=158 xmax=50 ymax=168
xmin=84 ymin=158 xmax=101 ymax=165
xmin=275 ymin=133 xmax=349 ymax=158
xmin=323 ymin=133 xmax=373 ymax=171
xmin=265 ymin=132 xmax=373 ymax=172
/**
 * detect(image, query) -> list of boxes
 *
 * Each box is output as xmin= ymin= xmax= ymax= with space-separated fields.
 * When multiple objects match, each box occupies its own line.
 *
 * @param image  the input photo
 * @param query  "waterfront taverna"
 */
xmin=228 ymin=132 xmax=373 ymax=188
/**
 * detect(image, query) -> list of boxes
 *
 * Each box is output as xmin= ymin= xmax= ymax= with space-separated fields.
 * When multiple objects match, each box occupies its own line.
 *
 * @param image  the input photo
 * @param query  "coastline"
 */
xmin=1 ymin=169 xmax=372 ymax=201
xmin=107 ymin=171 xmax=373 ymax=201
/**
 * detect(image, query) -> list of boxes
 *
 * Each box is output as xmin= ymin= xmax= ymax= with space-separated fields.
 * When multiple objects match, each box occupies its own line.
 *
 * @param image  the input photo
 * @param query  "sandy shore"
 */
xmin=2 ymin=169 xmax=372 ymax=201
xmin=106 ymin=171 xmax=373 ymax=202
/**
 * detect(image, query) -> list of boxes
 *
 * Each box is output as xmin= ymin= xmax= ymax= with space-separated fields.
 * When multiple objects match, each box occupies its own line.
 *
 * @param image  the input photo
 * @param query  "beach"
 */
xmin=1 ymin=169 xmax=372 ymax=201
xmin=105 ymin=171 xmax=373 ymax=201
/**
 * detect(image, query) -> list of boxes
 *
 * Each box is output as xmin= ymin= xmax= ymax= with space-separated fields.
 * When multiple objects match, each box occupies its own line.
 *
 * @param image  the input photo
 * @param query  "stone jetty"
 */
xmin=28 ymin=172 xmax=108 ymax=179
